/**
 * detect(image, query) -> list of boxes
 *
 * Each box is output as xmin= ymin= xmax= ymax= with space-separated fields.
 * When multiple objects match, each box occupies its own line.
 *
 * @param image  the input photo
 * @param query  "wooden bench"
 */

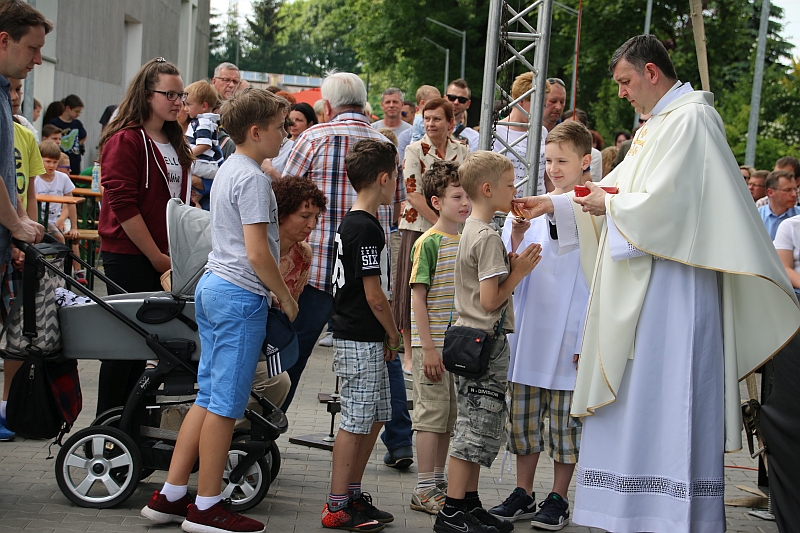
xmin=67 ymin=229 xmax=101 ymax=289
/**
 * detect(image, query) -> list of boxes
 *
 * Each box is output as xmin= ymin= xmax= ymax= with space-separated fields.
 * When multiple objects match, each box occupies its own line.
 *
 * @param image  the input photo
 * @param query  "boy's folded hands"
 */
xmin=509 ymin=242 xmax=542 ymax=278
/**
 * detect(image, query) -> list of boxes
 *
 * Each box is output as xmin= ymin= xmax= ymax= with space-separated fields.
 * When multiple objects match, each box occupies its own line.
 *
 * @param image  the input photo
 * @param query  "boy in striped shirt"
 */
xmin=408 ymin=161 xmax=471 ymax=514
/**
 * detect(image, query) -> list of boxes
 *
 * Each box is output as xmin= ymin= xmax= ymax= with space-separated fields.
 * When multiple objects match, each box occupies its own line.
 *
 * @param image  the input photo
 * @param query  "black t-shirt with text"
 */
xmin=331 ymin=210 xmax=389 ymax=342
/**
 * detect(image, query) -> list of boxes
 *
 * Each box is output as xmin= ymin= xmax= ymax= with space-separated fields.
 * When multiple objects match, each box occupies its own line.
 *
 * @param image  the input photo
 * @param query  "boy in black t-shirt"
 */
xmin=323 ymin=139 xmax=402 ymax=532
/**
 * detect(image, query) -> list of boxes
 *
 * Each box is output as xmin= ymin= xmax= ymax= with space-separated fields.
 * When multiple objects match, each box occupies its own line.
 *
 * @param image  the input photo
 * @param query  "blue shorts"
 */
xmin=194 ymin=271 xmax=268 ymax=419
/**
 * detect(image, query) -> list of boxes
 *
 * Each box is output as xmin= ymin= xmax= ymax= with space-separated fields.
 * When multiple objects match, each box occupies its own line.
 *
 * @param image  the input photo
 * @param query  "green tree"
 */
xmin=240 ymin=0 xmax=284 ymax=73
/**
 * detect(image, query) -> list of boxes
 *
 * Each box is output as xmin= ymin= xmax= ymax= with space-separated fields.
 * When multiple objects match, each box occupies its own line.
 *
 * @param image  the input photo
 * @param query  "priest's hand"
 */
xmin=422 ymin=346 xmax=445 ymax=382
xmin=511 ymin=195 xmax=553 ymax=220
xmin=573 ymin=182 xmax=607 ymax=216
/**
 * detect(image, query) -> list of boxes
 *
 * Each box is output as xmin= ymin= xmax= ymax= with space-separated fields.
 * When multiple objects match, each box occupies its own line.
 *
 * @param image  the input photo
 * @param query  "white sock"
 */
xmin=0 ymin=400 xmax=6 ymax=419
xmin=160 ymin=482 xmax=187 ymax=502
xmin=195 ymin=494 xmax=222 ymax=511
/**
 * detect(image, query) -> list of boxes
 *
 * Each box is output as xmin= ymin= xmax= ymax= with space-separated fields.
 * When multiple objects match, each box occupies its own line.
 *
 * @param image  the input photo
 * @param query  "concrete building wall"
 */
xmin=30 ymin=0 xmax=209 ymax=169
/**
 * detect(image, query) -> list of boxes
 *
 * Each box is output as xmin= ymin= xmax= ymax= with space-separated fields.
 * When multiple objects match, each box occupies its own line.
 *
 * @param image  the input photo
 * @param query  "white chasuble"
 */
xmin=546 ymin=87 xmax=799 ymax=533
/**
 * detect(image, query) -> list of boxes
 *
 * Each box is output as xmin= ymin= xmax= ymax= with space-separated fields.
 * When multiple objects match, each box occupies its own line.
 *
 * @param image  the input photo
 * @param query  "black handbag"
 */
xmin=442 ymin=297 xmax=507 ymax=379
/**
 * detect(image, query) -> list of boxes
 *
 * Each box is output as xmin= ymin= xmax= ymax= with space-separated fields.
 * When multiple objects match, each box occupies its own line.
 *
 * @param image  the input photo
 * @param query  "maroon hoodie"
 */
xmin=98 ymin=127 xmax=189 ymax=255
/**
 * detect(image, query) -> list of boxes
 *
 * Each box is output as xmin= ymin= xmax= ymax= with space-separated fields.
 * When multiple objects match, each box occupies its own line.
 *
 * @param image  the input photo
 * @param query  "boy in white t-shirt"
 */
xmin=35 ymin=141 xmax=85 ymax=281
xmin=490 ymin=122 xmax=593 ymax=530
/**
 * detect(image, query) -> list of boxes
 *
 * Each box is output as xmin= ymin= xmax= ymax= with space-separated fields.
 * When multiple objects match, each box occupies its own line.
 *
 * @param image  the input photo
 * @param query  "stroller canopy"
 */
xmin=166 ymin=199 xmax=211 ymax=298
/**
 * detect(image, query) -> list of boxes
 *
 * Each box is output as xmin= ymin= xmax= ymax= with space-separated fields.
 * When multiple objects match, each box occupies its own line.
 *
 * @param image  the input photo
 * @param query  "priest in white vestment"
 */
xmin=511 ymin=35 xmax=800 ymax=533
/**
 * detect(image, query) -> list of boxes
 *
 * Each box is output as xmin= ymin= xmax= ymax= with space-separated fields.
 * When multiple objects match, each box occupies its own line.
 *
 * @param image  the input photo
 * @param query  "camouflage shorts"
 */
xmin=449 ymin=334 xmax=510 ymax=468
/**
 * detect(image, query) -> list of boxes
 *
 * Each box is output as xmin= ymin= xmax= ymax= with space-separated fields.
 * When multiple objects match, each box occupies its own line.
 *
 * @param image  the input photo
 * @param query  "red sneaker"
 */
xmin=321 ymin=503 xmax=385 ymax=532
xmin=141 ymin=490 xmax=191 ymax=524
xmin=181 ymin=499 xmax=265 ymax=533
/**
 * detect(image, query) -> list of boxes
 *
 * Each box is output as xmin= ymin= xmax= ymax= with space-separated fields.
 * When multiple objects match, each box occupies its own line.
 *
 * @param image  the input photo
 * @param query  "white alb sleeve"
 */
xmin=548 ymin=194 xmax=580 ymax=255
xmin=607 ymin=213 xmax=648 ymax=261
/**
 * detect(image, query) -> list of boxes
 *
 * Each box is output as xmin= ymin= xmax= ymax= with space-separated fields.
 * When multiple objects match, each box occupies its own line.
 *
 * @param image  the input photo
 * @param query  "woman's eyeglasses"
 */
xmin=446 ymin=94 xmax=470 ymax=104
xmin=150 ymin=90 xmax=188 ymax=102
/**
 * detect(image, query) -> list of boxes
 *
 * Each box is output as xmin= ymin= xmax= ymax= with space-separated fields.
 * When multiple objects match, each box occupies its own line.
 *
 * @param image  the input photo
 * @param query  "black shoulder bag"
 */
xmin=441 ymin=294 xmax=507 ymax=379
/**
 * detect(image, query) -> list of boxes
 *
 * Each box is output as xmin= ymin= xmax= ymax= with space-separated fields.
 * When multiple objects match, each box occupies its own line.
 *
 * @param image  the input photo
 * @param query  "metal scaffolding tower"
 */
xmin=478 ymin=0 xmax=555 ymax=197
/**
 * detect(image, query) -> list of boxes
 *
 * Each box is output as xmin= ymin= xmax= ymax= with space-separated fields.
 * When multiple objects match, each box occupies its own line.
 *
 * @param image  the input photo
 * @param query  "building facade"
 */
xmin=24 ymin=0 xmax=211 ymax=169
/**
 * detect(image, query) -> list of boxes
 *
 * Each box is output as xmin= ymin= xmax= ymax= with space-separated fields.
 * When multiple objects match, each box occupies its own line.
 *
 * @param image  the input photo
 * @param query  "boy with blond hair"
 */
xmin=408 ymin=161 xmax=471 ymax=514
xmin=322 ymin=138 xmax=401 ymax=532
xmin=142 ymin=88 xmax=296 ymax=533
xmin=489 ymin=121 xmax=592 ymax=529
xmin=184 ymin=80 xmax=224 ymax=209
xmin=434 ymin=151 xmax=541 ymax=533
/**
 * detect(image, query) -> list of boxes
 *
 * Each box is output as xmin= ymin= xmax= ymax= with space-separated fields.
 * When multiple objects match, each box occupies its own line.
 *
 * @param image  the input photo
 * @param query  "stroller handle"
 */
xmin=12 ymin=233 xmax=59 ymax=254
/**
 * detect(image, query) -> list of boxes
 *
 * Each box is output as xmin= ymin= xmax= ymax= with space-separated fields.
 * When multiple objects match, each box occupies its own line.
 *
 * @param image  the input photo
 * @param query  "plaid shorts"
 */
xmin=333 ymin=339 xmax=391 ymax=434
xmin=507 ymin=382 xmax=581 ymax=464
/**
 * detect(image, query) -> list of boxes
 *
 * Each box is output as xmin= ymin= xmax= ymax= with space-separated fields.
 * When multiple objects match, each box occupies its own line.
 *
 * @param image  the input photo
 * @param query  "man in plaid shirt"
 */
xmin=281 ymin=73 xmax=413 ymax=468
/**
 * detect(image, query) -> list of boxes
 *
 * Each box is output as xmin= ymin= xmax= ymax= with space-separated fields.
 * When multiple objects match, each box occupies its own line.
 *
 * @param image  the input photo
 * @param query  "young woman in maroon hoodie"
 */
xmin=96 ymin=58 xmax=193 ymax=416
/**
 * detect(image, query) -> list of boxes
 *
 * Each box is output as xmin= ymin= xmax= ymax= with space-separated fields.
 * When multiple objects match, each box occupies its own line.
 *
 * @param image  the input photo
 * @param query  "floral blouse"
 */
xmin=400 ymin=134 xmax=469 ymax=233
xmin=280 ymin=240 xmax=312 ymax=301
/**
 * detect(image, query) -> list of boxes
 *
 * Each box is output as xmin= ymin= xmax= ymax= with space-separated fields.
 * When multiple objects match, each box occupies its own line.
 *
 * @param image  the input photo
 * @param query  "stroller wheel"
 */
xmin=92 ymin=406 xmax=156 ymax=480
xmin=55 ymin=426 xmax=142 ymax=508
xmin=268 ymin=440 xmax=281 ymax=481
xmin=222 ymin=442 xmax=271 ymax=512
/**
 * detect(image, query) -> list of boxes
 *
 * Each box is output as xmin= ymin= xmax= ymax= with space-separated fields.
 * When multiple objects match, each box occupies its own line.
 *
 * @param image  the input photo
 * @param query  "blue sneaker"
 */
xmin=0 ymin=414 xmax=15 ymax=442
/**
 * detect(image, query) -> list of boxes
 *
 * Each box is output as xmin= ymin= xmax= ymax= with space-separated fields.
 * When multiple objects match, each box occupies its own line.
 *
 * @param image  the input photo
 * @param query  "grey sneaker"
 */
xmin=410 ymin=486 xmax=445 ymax=514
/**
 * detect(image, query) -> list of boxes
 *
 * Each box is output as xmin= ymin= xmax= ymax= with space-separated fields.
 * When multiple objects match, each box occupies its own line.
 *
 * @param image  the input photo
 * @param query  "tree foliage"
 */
xmin=212 ymin=0 xmax=799 ymax=164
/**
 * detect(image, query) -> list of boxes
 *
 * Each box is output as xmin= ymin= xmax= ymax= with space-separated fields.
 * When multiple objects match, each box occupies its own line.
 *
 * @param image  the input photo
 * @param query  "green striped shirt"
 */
xmin=409 ymin=228 xmax=460 ymax=348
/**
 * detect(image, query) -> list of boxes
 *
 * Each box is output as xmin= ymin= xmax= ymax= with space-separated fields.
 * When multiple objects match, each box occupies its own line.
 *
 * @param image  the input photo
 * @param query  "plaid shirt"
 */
xmin=282 ymin=112 xmax=405 ymax=294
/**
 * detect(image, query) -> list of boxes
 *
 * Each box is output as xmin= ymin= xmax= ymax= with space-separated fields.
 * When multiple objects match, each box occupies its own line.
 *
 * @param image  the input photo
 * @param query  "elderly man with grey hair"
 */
xmin=281 ymin=73 xmax=413 ymax=470
xmin=372 ymin=87 xmax=411 ymax=135
xmin=211 ymin=61 xmax=241 ymax=100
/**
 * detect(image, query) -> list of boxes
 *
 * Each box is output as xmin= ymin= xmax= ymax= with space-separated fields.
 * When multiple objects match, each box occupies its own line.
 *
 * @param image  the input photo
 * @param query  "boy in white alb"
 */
xmin=490 ymin=122 xmax=593 ymax=530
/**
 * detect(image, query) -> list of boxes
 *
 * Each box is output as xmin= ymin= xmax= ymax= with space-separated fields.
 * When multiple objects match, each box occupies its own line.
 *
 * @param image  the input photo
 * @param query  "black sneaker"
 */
xmin=471 ymin=507 xmax=514 ymax=533
xmin=488 ymin=487 xmax=536 ymax=522
xmin=434 ymin=510 xmax=499 ymax=533
xmin=530 ymin=492 xmax=569 ymax=531
xmin=351 ymin=492 xmax=394 ymax=523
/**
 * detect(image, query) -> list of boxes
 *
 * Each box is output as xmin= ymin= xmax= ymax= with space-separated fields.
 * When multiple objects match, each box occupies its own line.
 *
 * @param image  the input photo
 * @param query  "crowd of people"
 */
xmin=1 ymin=2 xmax=799 ymax=533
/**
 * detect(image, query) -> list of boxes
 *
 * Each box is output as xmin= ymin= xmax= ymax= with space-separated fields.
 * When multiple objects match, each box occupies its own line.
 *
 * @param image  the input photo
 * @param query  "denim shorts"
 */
xmin=333 ymin=338 xmax=392 ymax=434
xmin=194 ymin=271 xmax=268 ymax=419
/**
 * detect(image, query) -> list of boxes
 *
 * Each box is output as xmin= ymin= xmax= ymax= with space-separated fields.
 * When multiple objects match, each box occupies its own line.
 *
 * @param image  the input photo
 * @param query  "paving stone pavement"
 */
xmin=0 ymin=325 xmax=778 ymax=532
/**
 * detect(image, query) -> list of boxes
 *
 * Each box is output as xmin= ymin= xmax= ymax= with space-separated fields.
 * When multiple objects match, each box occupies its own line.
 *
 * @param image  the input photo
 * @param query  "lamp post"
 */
xmin=425 ymin=18 xmax=466 ymax=81
xmin=422 ymin=37 xmax=450 ymax=93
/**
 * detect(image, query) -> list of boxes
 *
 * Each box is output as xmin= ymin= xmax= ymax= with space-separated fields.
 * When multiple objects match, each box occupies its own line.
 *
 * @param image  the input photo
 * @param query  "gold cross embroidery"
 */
xmin=627 ymin=125 xmax=648 ymax=157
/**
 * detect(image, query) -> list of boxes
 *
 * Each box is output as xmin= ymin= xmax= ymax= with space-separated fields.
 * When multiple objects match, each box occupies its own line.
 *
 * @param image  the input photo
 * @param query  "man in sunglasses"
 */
xmin=444 ymin=79 xmax=479 ymax=152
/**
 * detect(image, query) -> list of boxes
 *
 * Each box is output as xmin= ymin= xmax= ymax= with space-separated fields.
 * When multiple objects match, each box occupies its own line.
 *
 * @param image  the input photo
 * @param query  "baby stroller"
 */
xmin=13 ymin=199 xmax=288 ymax=511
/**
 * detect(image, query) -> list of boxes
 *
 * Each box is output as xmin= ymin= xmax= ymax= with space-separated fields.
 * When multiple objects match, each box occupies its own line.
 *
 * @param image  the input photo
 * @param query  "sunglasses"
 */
xmin=638 ymin=118 xmax=647 ymax=124
xmin=446 ymin=94 xmax=470 ymax=104
xmin=547 ymin=78 xmax=566 ymax=88
xmin=401 ymin=111 xmax=408 ymax=117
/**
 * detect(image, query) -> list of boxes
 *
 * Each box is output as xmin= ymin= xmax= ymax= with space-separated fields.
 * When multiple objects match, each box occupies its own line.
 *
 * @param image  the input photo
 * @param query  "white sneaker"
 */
xmin=318 ymin=332 xmax=334 ymax=347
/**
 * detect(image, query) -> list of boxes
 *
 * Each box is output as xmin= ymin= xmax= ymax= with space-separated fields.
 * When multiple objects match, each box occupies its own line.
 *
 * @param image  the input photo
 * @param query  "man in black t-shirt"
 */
xmin=322 ymin=139 xmax=402 ymax=532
